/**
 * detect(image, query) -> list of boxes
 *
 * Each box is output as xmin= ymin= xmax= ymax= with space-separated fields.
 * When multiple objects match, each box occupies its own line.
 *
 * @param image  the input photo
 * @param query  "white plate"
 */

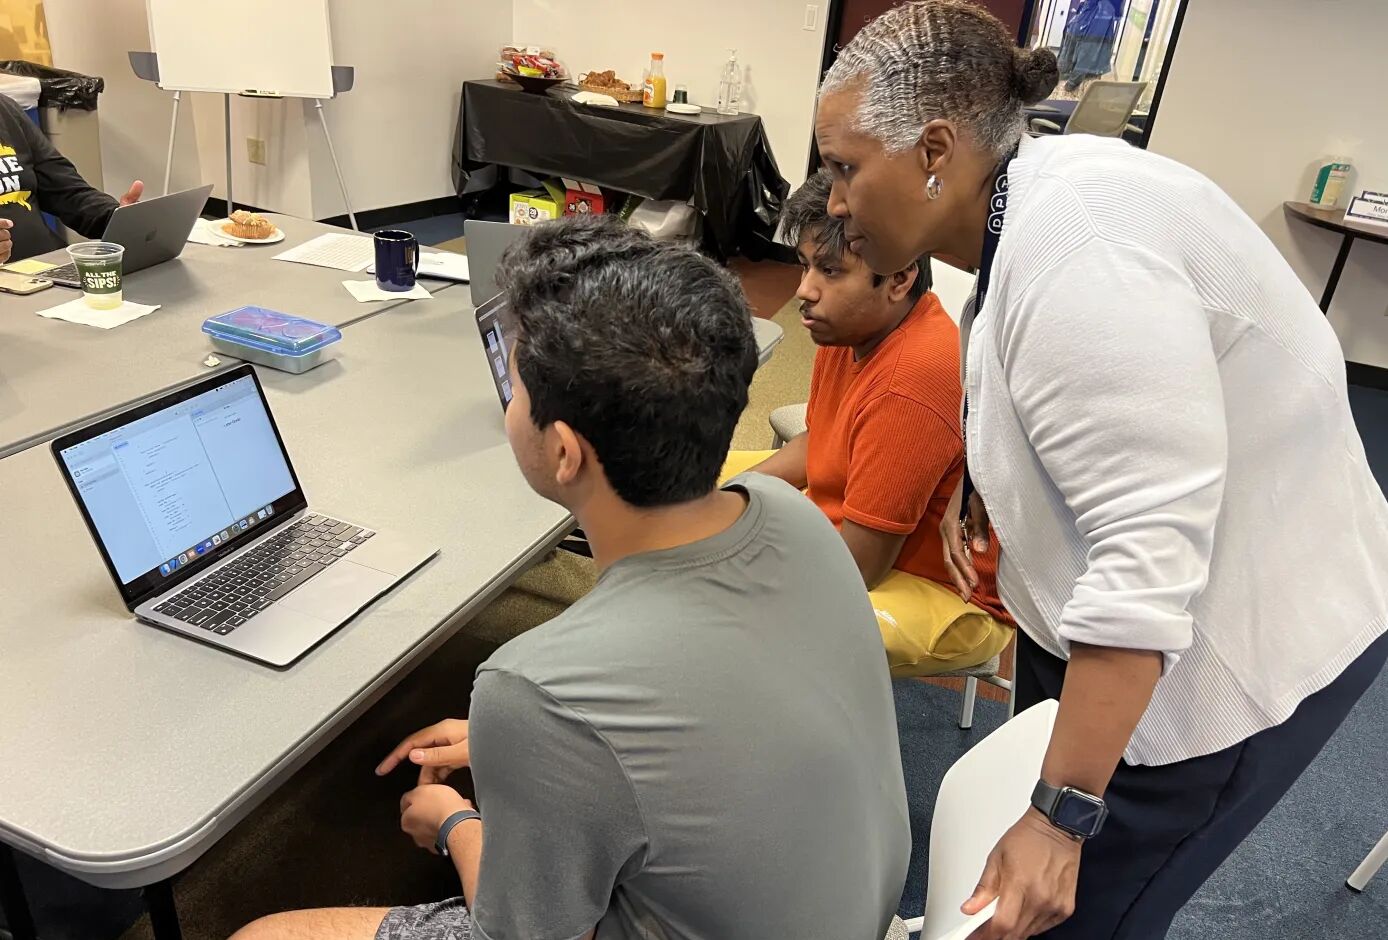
xmin=665 ymin=102 xmax=701 ymax=114
xmin=212 ymin=218 xmax=286 ymax=245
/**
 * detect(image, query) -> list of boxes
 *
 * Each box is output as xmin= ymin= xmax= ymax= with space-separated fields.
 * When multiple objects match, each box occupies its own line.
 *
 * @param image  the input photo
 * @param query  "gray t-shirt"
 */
xmin=467 ymin=473 xmax=910 ymax=940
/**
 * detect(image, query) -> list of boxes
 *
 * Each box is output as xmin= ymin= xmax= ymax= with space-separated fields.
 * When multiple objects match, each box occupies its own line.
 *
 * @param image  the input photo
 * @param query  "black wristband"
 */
xmin=435 ymin=809 xmax=481 ymax=857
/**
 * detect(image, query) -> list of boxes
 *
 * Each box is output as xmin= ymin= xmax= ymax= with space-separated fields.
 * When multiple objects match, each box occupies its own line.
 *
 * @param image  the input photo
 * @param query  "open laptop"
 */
xmin=43 ymin=184 xmax=214 ymax=288
xmin=52 ymin=364 xmax=437 ymax=667
xmin=464 ymin=219 xmax=528 ymax=307
xmin=475 ymin=292 xmax=513 ymax=409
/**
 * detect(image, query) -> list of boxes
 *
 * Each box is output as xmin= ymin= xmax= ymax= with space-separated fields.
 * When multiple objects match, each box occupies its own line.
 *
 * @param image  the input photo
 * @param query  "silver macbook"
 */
xmin=464 ymin=219 xmax=529 ymax=307
xmin=45 ymin=184 xmax=214 ymax=288
xmin=52 ymin=364 xmax=437 ymax=667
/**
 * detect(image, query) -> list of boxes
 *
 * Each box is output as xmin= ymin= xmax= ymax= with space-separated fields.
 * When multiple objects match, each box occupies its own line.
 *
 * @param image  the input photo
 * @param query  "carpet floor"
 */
xmin=6 ymin=299 xmax=1386 ymax=940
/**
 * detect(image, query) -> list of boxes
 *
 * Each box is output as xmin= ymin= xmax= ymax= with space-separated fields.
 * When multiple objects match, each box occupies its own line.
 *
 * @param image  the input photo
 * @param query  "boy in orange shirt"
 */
xmin=725 ymin=171 xmax=1011 ymax=676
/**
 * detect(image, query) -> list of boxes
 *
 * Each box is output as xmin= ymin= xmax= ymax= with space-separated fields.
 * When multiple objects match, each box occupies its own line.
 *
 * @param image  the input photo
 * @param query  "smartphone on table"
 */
xmin=0 ymin=271 xmax=53 ymax=295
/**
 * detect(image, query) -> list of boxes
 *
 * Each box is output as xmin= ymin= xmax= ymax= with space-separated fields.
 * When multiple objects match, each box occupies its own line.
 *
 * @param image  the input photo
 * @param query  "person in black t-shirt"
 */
xmin=0 ymin=93 xmax=144 ymax=264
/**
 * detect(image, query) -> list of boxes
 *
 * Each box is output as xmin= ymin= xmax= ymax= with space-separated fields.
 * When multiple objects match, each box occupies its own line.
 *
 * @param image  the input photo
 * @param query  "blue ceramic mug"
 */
xmin=374 ymin=230 xmax=419 ymax=292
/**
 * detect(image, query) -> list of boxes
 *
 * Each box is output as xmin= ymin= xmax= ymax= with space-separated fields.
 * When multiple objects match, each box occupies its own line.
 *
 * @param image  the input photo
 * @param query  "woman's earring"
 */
xmin=925 ymin=174 xmax=943 ymax=200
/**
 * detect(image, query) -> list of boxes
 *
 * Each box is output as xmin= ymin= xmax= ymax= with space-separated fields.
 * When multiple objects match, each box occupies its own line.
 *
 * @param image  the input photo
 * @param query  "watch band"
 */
xmin=435 ymin=809 xmax=481 ymax=857
xmin=1031 ymin=778 xmax=1063 ymax=816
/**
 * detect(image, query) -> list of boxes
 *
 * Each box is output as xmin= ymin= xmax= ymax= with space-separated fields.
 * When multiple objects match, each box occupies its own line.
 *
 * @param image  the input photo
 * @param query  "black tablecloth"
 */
xmin=453 ymin=80 xmax=790 ymax=259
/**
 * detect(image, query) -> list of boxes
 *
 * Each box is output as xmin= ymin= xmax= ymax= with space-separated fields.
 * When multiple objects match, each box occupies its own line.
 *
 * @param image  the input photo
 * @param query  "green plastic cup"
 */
xmin=67 ymin=241 xmax=125 ymax=310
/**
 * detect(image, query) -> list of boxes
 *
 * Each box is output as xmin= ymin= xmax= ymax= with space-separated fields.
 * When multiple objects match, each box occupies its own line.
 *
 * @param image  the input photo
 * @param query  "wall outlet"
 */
xmin=803 ymin=3 xmax=818 ymax=31
xmin=246 ymin=137 xmax=267 ymax=166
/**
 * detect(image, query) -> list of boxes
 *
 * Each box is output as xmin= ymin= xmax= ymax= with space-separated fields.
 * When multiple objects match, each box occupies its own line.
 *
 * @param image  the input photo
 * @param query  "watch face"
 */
xmin=1054 ymin=790 xmax=1107 ymax=837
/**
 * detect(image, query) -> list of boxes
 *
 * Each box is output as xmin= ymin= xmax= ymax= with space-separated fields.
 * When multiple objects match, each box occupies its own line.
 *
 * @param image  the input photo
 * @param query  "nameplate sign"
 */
xmin=1345 ymin=191 xmax=1388 ymax=230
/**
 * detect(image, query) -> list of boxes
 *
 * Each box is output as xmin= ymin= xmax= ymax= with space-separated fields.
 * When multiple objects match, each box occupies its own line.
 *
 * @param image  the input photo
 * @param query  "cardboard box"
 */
xmin=509 ymin=189 xmax=560 ymax=225
xmin=558 ymin=177 xmax=605 ymax=216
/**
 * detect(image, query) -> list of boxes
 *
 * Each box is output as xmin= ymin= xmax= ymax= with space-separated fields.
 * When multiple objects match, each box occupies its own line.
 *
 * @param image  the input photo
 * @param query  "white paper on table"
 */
xmin=38 ymin=298 xmax=161 ymax=329
xmin=274 ymin=233 xmax=374 ymax=272
xmin=935 ymin=901 xmax=1000 ymax=940
xmin=342 ymin=279 xmax=432 ymax=302
xmin=187 ymin=218 xmax=242 ymax=247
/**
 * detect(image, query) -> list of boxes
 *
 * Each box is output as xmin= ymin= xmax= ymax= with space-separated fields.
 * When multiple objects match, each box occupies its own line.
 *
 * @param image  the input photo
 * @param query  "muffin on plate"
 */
xmin=224 ymin=210 xmax=277 ymax=240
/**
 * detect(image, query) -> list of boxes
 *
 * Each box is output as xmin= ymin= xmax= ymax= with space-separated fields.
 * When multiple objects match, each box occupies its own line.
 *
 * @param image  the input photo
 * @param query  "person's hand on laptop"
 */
xmin=376 ymin=718 xmax=471 ymax=785
xmin=119 ymin=180 xmax=144 ymax=207
xmin=0 ymin=218 xmax=12 ymax=264
xmin=400 ymin=784 xmax=475 ymax=853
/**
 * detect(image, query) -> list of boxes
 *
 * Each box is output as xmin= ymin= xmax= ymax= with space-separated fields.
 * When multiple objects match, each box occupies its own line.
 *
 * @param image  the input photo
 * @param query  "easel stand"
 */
xmin=128 ymin=54 xmax=359 ymax=230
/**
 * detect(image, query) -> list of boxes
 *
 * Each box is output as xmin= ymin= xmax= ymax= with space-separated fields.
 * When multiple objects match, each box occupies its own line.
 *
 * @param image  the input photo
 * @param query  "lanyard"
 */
xmin=959 ymin=148 xmax=1016 ymax=523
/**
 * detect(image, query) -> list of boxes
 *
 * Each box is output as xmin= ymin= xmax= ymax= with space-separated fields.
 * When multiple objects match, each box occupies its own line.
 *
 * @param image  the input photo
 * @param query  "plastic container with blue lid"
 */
xmin=203 ymin=306 xmax=342 ymax=374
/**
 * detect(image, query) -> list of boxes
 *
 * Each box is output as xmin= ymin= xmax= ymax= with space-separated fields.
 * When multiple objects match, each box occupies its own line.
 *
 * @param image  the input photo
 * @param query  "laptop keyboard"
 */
xmin=41 ymin=262 xmax=80 ymax=285
xmin=153 ymin=514 xmax=375 ymax=636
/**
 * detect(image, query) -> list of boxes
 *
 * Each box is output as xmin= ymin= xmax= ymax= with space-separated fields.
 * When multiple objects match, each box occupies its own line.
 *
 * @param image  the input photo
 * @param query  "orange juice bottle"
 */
xmin=642 ymin=52 xmax=667 ymax=108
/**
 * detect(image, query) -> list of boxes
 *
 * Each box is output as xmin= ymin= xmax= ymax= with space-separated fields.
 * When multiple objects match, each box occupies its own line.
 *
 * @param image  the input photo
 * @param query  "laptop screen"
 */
xmin=476 ymin=294 xmax=513 ymax=409
xmin=55 ymin=369 xmax=301 ymax=597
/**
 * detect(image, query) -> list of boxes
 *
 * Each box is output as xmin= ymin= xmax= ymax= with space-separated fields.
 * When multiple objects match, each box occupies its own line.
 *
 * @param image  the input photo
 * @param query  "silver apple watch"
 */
xmin=435 ymin=809 xmax=481 ymax=857
xmin=1030 ymin=779 xmax=1108 ymax=841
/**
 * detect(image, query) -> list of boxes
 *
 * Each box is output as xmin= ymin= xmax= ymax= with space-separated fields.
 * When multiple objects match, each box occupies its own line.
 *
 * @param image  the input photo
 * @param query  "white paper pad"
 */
xmin=187 ymin=218 xmax=242 ymax=247
xmin=416 ymin=251 xmax=469 ymax=282
xmin=274 ymin=233 xmax=374 ymax=272
xmin=342 ymin=279 xmax=432 ymax=302
xmin=367 ymin=251 xmax=470 ymax=283
xmin=38 ymin=298 xmax=161 ymax=329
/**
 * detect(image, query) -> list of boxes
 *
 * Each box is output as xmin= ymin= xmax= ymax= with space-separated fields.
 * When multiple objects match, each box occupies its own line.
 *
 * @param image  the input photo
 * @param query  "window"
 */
xmin=1026 ymin=0 xmax=1187 ymax=122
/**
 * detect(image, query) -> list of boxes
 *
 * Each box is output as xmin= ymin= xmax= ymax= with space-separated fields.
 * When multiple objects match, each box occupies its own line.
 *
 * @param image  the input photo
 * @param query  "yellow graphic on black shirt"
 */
xmin=0 ymin=142 xmax=34 ymax=211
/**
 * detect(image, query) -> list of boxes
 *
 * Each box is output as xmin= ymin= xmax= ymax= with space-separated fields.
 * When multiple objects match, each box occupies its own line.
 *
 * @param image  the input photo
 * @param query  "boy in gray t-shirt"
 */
xmin=231 ymin=217 xmax=909 ymax=940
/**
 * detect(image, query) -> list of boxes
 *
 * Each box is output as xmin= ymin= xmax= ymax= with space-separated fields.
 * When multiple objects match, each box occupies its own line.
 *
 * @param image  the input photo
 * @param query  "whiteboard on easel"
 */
xmin=146 ymin=0 xmax=336 ymax=99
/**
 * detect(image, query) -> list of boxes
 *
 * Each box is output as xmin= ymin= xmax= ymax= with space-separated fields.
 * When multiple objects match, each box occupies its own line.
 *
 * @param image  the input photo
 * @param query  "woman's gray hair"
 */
xmin=821 ymin=0 xmax=1058 ymax=158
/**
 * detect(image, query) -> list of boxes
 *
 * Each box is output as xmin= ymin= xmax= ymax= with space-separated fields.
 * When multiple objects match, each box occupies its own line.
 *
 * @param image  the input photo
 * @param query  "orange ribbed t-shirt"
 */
xmin=805 ymin=293 xmax=1007 ymax=621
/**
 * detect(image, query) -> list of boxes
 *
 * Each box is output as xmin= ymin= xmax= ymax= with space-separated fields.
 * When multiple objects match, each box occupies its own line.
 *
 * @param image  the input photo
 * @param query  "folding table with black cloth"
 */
xmin=452 ymin=80 xmax=790 ymax=260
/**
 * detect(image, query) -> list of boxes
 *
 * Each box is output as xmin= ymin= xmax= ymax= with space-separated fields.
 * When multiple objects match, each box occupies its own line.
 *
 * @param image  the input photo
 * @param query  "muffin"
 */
xmin=224 ymin=210 xmax=277 ymax=240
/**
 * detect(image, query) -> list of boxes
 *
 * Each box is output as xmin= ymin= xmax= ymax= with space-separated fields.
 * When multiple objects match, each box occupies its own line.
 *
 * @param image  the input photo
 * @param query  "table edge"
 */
xmin=1284 ymin=201 xmax=1388 ymax=247
xmin=0 ymin=513 xmax=574 ymax=886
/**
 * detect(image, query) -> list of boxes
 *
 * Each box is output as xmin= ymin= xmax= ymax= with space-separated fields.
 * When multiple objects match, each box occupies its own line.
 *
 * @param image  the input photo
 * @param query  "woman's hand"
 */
xmin=941 ymin=485 xmax=991 ymax=602
xmin=964 ymin=809 xmax=1081 ymax=939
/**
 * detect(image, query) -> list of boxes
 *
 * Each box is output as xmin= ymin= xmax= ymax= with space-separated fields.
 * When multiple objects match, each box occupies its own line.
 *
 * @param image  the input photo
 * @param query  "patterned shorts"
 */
xmin=375 ymin=897 xmax=473 ymax=940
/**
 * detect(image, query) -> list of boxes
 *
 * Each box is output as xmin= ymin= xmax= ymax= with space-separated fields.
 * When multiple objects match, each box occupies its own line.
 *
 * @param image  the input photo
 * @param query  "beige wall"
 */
xmin=46 ymin=0 xmax=820 ymax=217
xmin=44 ymin=0 xmax=208 ymax=197
xmin=1148 ymin=0 xmax=1388 ymax=367
xmin=511 ymin=0 xmax=828 ymax=187
xmin=49 ymin=0 xmax=511 ymax=218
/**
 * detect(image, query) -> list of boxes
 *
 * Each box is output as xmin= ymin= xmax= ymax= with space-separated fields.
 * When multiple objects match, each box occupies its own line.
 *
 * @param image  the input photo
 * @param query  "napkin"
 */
xmin=342 ymin=279 xmax=432 ymax=302
xmin=187 ymin=218 xmax=242 ymax=247
xmin=38 ymin=298 xmax=161 ymax=329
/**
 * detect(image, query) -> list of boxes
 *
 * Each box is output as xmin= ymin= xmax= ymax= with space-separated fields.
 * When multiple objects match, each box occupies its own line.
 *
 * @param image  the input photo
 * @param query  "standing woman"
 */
xmin=815 ymin=2 xmax=1388 ymax=938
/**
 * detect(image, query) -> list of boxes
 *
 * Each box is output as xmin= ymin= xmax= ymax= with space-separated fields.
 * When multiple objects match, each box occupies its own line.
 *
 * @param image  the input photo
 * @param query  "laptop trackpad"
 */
xmin=275 ymin=560 xmax=397 ymax=624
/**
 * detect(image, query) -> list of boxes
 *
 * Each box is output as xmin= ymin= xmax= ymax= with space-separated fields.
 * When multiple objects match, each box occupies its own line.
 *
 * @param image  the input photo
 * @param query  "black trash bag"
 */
xmin=0 ymin=61 xmax=104 ymax=111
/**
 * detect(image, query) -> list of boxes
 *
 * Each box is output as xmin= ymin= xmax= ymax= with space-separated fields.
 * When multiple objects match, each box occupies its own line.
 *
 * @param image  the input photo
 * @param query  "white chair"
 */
xmin=1348 ymin=829 xmax=1388 ymax=891
xmin=956 ymin=650 xmax=1015 ymax=729
xmin=902 ymin=699 xmax=1060 ymax=938
xmin=769 ymin=401 xmax=808 ymax=448
xmin=928 ymin=259 xmax=978 ymax=326
xmin=1029 ymin=81 xmax=1147 ymax=138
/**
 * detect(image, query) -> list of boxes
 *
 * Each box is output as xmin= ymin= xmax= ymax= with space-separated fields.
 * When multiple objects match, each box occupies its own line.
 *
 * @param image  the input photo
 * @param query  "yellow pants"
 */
xmin=722 ymin=450 xmax=1013 ymax=678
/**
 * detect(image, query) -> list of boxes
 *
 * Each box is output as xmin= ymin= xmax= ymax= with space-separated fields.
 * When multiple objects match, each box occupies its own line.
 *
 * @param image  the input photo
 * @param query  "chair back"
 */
xmin=920 ymin=700 xmax=1059 ymax=939
xmin=928 ymin=259 xmax=978 ymax=325
xmin=1066 ymin=81 xmax=1146 ymax=136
